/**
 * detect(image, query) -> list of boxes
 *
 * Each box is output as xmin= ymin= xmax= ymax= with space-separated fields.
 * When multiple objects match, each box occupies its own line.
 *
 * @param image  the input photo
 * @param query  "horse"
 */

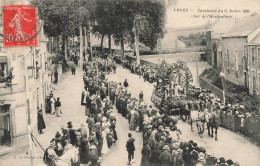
xmin=56 ymin=146 xmax=79 ymax=166
xmin=205 ymin=111 xmax=220 ymax=141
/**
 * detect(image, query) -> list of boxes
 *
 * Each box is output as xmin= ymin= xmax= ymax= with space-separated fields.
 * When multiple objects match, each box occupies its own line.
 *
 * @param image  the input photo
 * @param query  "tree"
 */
xmin=31 ymin=0 xmax=96 ymax=62
xmin=32 ymin=0 xmax=169 ymax=65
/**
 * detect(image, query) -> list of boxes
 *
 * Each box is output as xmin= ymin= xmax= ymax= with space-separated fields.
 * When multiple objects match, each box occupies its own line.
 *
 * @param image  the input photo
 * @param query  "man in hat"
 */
xmin=159 ymin=145 xmax=172 ymax=166
xmin=67 ymin=121 xmax=76 ymax=146
xmin=71 ymin=64 xmax=76 ymax=75
xmin=126 ymin=133 xmax=135 ymax=165
xmin=124 ymin=79 xmax=129 ymax=88
xmin=96 ymin=125 xmax=103 ymax=157
xmin=139 ymin=91 xmax=144 ymax=102
xmin=196 ymin=152 xmax=206 ymax=165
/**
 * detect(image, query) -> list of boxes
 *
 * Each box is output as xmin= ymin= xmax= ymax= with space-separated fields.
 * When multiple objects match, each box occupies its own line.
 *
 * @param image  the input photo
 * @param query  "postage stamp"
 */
xmin=3 ymin=5 xmax=38 ymax=47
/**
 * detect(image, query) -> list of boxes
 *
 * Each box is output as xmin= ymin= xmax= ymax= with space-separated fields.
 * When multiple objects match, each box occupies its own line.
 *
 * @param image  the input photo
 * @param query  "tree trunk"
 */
xmin=108 ymin=32 xmax=112 ymax=55
xmin=56 ymin=36 xmax=60 ymax=54
xmin=65 ymin=36 xmax=68 ymax=60
xmin=79 ymin=23 xmax=83 ymax=67
xmin=134 ymin=19 xmax=140 ymax=65
xmin=88 ymin=20 xmax=92 ymax=60
xmin=84 ymin=26 xmax=88 ymax=54
xmin=62 ymin=35 xmax=65 ymax=56
xmin=121 ymin=38 xmax=124 ymax=59
xmin=101 ymin=34 xmax=104 ymax=53
xmin=50 ymin=37 xmax=53 ymax=54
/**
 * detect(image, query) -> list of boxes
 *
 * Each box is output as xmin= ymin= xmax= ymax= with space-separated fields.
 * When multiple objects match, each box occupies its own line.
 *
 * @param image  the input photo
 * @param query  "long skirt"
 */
xmin=129 ymin=115 xmax=135 ymax=130
xmin=85 ymin=106 xmax=90 ymax=116
xmin=51 ymin=103 xmax=55 ymax=115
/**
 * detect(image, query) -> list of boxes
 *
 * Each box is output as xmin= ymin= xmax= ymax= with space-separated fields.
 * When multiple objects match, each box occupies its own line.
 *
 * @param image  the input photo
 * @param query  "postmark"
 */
xmin=3 ymin=5 xmax=38 ymax=47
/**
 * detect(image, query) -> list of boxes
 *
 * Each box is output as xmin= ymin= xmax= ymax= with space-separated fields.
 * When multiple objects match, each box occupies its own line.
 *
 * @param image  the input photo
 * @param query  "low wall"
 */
xmin=199 ymin=76 xmax=241 ymax=104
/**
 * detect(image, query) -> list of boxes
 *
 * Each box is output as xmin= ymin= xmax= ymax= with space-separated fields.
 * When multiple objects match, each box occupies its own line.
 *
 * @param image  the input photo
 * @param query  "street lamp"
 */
xmin=219 ymin=71 xmax=226 ymax=105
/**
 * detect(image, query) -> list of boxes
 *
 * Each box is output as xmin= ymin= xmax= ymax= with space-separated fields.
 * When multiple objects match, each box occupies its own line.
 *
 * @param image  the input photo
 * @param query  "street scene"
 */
xmin=0 ymin=0 xmax=260 ymax=166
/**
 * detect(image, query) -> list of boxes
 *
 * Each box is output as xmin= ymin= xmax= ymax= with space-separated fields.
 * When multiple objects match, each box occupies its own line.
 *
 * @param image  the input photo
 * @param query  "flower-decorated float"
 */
xmin=151 ymin=59 xmax=193 ymax=115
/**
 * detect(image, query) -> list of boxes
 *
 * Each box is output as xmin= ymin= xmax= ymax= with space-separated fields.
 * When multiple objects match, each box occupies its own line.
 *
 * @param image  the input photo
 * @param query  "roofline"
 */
xmin=247 ymin=43 xmax=260 ymax=46
xmin=221 ymin=36 xmax=247 ymax=38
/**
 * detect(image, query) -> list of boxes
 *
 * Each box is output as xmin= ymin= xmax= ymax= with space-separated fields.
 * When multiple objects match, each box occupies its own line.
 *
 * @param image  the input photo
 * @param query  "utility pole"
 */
xmin=24 ymin=49 xmax=33 ymax=166
xmin=196 ymin=55 xmax=199 ymax=85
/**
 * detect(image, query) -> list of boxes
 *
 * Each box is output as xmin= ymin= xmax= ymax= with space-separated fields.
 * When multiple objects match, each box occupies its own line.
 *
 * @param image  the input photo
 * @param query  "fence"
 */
xmin=199 ymin=75 xmax=246 ymax=106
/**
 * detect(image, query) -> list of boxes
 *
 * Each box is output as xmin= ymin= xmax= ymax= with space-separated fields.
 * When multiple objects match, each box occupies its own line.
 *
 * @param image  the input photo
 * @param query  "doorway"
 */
xmin=0 ymin=105 xmax=11 ymax=147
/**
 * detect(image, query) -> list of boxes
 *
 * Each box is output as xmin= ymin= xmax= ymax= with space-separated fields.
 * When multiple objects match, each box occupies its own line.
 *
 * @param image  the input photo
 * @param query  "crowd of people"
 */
xmin=44 ymin=55 xmax=118 ymax=166
xmin=121 ymin=59 xmax=260 ymax=144
xmin=45 ymin=91 xmax=62 ymax=117
xmin=42 ymin=51 xmax=260 ymax=166
xmin=116 ymin=60 xmax=242 ymax=166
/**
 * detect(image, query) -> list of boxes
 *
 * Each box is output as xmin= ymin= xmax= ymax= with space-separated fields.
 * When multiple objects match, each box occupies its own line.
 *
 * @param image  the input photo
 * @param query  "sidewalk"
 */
xmin=0 ymin=63 xmax=87 ymax=166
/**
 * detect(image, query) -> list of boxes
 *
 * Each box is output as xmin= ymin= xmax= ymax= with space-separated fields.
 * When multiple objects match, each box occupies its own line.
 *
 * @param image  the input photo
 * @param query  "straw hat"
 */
xmin=90 ymin=145 xmax=96 ymax=150
xmin=158 ymin=125 xmax=164 ymax=130
xmin=49 ymin=141 xmax=55 ymax=147
xmin=102 ymin=117 xmax=107 ymax=122
xmin=163 ymin=145 xmax=169 ymax=150
xmin=177 ymin=149 xmax=183 ymax=154
xmin=198 ymin=152 xmax=205 ymax=159
xmin=147 ymin=125 xmax=152 ymax=129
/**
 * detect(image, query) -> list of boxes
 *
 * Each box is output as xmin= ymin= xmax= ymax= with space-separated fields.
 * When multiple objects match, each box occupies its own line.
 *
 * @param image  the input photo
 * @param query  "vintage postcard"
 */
xmin=0 ymin=0 xmax=260 ymax=166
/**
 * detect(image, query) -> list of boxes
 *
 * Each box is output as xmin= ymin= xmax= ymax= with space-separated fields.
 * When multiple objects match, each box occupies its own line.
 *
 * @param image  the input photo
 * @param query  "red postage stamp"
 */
xmin=3 ymin=5 xmax=38 ymax=47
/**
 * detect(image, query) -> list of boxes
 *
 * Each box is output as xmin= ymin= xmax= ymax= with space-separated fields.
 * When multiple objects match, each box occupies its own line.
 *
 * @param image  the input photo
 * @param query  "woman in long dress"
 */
xmin=101 ymin=124 xmax=110 ymax=154
xmin=129 ymin=109 xmax=136 ymax=130
xmin=50 ymin=96 xmax=55 ymax=115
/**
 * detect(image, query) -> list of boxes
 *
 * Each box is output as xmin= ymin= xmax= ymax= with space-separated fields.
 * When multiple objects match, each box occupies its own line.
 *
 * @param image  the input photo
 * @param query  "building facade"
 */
xmin=221 ymin=36 xmax=248 ymax=86
xmin=0 ymin=23 xmax=50 ymax=155
xmin=247 ymin=33 xmax=260 ymax=95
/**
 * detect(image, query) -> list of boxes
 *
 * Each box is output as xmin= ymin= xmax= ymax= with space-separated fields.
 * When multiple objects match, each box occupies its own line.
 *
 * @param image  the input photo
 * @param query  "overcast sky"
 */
xmin=166 ymin=0 xmax=260 ymax=28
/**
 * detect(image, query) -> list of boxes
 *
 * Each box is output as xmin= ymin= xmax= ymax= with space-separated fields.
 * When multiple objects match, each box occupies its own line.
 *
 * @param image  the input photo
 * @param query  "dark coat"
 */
xmin=96 ymin=130 xmax=103 ymax=144
xmin=141 ymin=145 xmax=151 ymax=166
xmin=38 ymin=111 xmax=46 ymax=130
xmin=126 ymin=138 xmax=135 ymax=152
xmin=80 ymin=139 xmax=89 ymax=164
xmin=124 ymin=81 xmax=129 ymax=88
xmin=159 ymin=151 xmax=172 ymax=166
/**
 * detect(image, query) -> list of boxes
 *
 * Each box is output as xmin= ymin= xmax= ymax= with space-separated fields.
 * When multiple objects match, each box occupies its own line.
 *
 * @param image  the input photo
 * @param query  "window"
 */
xmin=259 ymin=73 xmax=260 ymax=90
xmin=243 ymin=46 xmax=247 ymax=69
xmin=226 ymin=49 xmax=230 ymax=67
xmin=258 ymin=48 xmax=260 ymax=64
xmin=0 ymin=56 xmax=8 ymax=77
xmin=252 ymin=47 xmax=255 ymax=64
xmin=235 ymin=50 xmax=238 ymax=71
xmin=253 ymin=75 xmax=256 ymax=90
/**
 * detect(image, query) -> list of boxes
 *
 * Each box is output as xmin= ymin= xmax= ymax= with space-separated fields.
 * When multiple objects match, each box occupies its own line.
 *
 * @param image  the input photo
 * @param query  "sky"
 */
xmin=166 ymin=0 xmax=260 ymax=28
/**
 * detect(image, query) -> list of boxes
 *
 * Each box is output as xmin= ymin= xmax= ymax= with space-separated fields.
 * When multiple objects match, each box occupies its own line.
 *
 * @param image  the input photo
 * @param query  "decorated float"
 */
xmin=151 ymin=59 xmax=193 ymax=115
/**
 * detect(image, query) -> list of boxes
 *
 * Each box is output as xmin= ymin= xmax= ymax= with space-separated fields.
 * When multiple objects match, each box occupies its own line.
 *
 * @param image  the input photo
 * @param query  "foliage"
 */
xmin=178 ymin=32 xmax=207 ymax=47
xmin=31 ymin=0 xmax=170 ymax=55
xmin=51 ymin=54 xmax=65 ymax=64
xmin=31 ymin=0 xmax=96 ymax=38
